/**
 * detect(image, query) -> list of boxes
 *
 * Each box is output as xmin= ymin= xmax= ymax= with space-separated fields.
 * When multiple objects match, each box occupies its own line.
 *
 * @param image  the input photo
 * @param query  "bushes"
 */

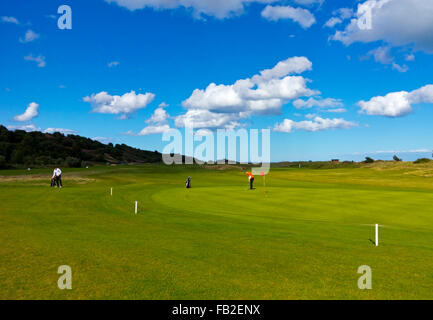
xmin=414 ymin=158 xmax=431 ymax=164
xmin=364 ymin=157 xmax=375 ymax=163
xmin=65 ymin=157 xmax=82 ymax=168
xmin=0 ymin=155 xmax=6 ymax=168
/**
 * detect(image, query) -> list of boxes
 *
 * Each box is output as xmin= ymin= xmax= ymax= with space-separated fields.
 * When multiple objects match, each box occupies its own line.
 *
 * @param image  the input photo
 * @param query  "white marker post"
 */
xmin=110 ymin=187 xmax=113 ymax=196
xmin=135 ymin=201 xmax=138 ymax=214
xmin=375 ymin=224 xmax=379 ymax=246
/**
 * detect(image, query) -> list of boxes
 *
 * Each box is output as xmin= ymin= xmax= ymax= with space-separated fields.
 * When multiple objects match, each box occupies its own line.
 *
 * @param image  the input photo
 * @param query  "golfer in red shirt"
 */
xmin=245 ymin=172 xmax=254 ymax=190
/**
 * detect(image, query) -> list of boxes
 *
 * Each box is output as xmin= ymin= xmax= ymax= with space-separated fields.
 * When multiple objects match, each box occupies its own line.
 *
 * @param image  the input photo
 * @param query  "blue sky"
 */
xmin=1 ymin=0 xmax=433 ymax=162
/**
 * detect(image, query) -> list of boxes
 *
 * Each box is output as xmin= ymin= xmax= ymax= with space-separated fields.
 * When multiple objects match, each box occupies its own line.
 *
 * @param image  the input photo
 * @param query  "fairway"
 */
xmin=1 ymin=163 xmax=433 ymax=299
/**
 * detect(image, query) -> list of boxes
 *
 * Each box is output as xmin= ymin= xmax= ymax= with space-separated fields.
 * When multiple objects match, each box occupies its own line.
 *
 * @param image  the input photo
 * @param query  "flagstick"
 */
xmin=375 ymin=224 xmax=379 ymax=246
xmin=263 ymin=175 xmax=266 ymax=196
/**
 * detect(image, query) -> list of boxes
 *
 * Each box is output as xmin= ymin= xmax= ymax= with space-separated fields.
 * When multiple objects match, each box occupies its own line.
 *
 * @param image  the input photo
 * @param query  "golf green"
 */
xmin=1 ymin=163 xmax=433 ymax=299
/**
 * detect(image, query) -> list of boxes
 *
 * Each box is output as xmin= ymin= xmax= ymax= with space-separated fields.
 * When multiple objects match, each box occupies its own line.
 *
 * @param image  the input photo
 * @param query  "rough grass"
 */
xmin=1 ymin=163 xmax=433 ymax=299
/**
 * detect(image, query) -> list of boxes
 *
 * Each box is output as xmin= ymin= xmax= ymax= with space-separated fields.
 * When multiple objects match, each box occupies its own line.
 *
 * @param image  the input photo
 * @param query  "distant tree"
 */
xmin=66 ymin=156 xmax=81 ymax=168
xmin=0 ymin=155 xmax=6 ymax=168
xmin=393 ymin=155 xmax=402 ymax=162
xmin=364 ymin=157 xmax=375 ymax=163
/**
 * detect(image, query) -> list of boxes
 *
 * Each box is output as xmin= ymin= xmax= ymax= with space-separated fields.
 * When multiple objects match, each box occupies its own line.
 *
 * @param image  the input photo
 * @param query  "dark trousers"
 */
xmin=55 ymin=175 xmax=62 ymax=187
xmin=250 ymin=177 xmax=254 ymax=189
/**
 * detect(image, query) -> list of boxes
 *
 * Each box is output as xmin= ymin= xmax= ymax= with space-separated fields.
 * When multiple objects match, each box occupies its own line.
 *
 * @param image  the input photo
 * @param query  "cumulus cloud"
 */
xmin=19 ymin=30 xmax=40 ymax=43
xmin=137 ymin=103 xmax=172 ymax=135
xmin=177 ymin=57 xmax=322 ymax=130
xmin=146 ymin=107 xmax=169 ymax=124
xmin=179 ymin=57 xmax=319 ymax=130
xmin=332 ymin=0 xmax=433 ymax=53
xmin=358 ymin=84 xmax=433 ymax=117
xmin=175 ymin=109 xmax=241 ymax=130
xmin=1 ymin=16 xmax=19 ymax=24
xmin=24 ymin=54 xmax=46 ymax=67
xmin=293 ymin=97 xmax=343 ymax=109
xmin=138 ymin=124 xmax=171 ymax=135
xmin=261 ymin=5 xmax=316 ymax=28
xmin=13 ymin=102 xmax=39 ymax=122
xmin=274 ymin=116 xmax=358 ymax=132
xmin=105 ymin=0 xmax=277 ymax=19
xmin=83 ymin=90 xmax=155 ymax=118
xmin=183 ymin=57 xmax=314 ymax=113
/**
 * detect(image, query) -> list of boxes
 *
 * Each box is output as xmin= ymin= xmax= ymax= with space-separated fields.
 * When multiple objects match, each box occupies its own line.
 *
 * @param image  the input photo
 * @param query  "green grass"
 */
xmin=1 ymin=163 xmax=433 ymax=299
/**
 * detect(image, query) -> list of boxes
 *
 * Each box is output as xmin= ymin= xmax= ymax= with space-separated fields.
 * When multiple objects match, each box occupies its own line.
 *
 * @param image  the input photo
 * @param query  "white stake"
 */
xmin=135 ymin=201 xmax=138 ymax=214
xmin=110 ymin=187 xmax=113 ymax=196
xmin=375 ymin=224 xmax=379 ymax=246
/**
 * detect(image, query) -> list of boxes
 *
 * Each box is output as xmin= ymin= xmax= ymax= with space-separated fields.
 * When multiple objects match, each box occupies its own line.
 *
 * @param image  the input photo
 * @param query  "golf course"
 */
xmin=1 ymin=162 xmax=433 ymax=300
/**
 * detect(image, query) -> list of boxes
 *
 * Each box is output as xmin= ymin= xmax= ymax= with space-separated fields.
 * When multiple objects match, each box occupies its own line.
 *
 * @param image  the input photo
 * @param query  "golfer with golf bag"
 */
xmin=51 ymin=167 xmax=63 ymax=188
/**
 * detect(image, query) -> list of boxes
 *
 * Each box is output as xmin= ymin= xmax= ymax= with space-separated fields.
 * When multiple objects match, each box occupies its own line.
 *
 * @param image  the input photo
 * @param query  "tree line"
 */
xmin=0 ymin=125 xmax=162 ymax=169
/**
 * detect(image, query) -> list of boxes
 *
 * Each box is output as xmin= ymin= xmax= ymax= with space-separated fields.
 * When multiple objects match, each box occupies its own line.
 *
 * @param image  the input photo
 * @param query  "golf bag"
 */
xmin=50 ymin=177 xmax=56 ymax=187
xmin=185 ymin=176 xmax=191 ymax=188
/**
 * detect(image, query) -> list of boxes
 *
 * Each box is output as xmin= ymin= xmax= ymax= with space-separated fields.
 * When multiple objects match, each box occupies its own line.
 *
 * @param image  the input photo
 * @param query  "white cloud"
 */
xmin=368 ymin=46 xmax=393 ymax=64
xmin=178 ymin=56 xmax=321 ymax=130
xmin=274 ymin=116 xmax=358 ymax=132
xmin=19 ymin=30 xmax=40 ymax=43
xmin=183 ymin=57 xmax=315 ymax=113
xmin=83 ymin=90 xmax=155 ymax=118
xmin=293 ymin=97 xmax=343 ymax=109
xmin=324 ymin=17 xmax=342 ymax=28
xmin=44 ymin=128 xmax=77 ymax=134
xmin=391 ymin=62 xmax=409 ymax=73
xmin=261 ymin=5 xmax=316 ymax=28
xmin=146 ymin=107 xmax=169 ymax=124
xmin=7 ymin=124 xmax=41 ymax=132
xmin=364 ymin=46 xmax=409 ymax=72
xmin=324 ymin=8 xmax=353 ymax=28
xmin=138 ymin=124 xmax=171 ymax=135
xmin=175 ymin=109 xmax=241 ymax=130
xmin=405 ymin=54 xmax=415 ymax=61
xmin=358 ymin=84 xmax=433 ymax=117
xmin=1 ymin=16 xmax=19 ymax=24
xmin=158 ymin=102 xmax=169 ymax=108
xmin=13 ymin=102 xmax=39 ymax=122
xmin=326 ymin=108 xmax=347 ymax=113
xmin=138 ymin=103 xmax=172 ymax=135
xmin=336 ymin=8 xmax=354 ymax=20
xmin=332 ymin=0 xmax=433 ymax=53
xmin=24 ymin=54 xmax=46 ymax=67
xmin=105 ymin=0 xmax=278 ymax=19
xmin=108 ymin=61 xmax=120 ymax=67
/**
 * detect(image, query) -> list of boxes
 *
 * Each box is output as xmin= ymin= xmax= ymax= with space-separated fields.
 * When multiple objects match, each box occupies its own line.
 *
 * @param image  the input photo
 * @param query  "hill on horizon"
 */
xmin=0 ymin=125 xmax=162 ymax=168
